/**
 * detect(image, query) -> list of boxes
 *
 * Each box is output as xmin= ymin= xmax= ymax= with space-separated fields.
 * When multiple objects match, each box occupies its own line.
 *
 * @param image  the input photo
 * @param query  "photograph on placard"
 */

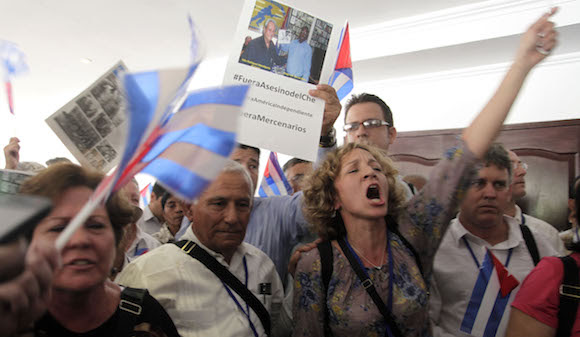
xmin=238 ymin=0 xmax=332 ymax=84
xmin=46 ymin=62 xmax=128 ymax=172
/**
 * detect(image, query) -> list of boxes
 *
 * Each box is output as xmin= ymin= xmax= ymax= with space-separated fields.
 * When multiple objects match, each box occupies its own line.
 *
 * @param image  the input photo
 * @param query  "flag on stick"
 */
xmin=329 ymin=22 xmax=353 ymax=101
xmin=0 ymin=41 xmax=28 ymax=115
xmin=55 ymin=18 xmax=249 ymax=250
xmin=140 ymin=183 xmax=152 ymax=208
xmin=258 ymin=152 xmax=293 ymax=197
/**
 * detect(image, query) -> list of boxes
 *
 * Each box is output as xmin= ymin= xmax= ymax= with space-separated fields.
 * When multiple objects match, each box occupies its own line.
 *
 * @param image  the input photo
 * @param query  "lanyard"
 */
xmin=221 ymin=256 xmax=259 ymax=337
xmin=462 ymin=237 xmax=513 ymax=269
xmin=345 ymin=232 xmax=394 ymax=336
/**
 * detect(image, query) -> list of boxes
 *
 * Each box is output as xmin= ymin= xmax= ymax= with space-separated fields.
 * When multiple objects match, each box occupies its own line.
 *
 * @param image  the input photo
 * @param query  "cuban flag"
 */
xmin=140 ymin=183 xmax=153 ymax=208
xmin=460 ymin=249 xmax=520 ymax=337
xmin=329 ymin=22 xmax=353 ymax=101
xmin=258 ymin=152 xmax=293 ymax=197
xmin=0 ymin=41 xmax=28 ymax=115
xmin=124 ymin=84 xmax=248 ymax=200
xmin=55 ymin=17 xmax=250 ymax=250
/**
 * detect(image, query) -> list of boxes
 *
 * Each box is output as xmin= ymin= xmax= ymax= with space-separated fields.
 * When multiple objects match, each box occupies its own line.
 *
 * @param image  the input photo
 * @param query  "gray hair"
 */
xmin=221 ymin=160 xmax=254 ymax=198
xmin=192 ymin=160 xmax=254 ymax=205
xmin=264 ymin=18 xmax=277 ymax=32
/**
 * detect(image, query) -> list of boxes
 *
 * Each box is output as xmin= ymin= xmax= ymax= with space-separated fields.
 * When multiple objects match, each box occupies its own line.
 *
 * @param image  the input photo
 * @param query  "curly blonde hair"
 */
xmin=302 ymin=143 xmax=405 ymax=240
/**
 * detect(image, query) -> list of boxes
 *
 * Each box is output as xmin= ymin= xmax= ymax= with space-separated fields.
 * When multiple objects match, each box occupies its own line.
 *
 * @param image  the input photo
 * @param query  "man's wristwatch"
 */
xmin=319 ymin=127 xmax=336 ymax=148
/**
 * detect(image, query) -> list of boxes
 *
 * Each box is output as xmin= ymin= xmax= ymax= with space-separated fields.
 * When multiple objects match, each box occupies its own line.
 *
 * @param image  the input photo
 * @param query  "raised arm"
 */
xmin=462 ymin=8 xmax=558 ymax=157
xmin=3 ymin=137 xmax=20 ymax=170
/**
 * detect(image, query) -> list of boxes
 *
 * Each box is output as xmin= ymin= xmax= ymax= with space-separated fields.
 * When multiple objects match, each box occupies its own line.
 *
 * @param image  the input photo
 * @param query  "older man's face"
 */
xmin=188 ymin=172 xmax=252 ymax=259
xmin=264 ymin=21 xmax=276 ymax=44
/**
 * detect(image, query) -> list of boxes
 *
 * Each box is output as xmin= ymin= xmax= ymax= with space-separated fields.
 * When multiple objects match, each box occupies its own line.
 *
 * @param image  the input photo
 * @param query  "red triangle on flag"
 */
xmin=335 ymin=23 xmax=351 ymax=70
xmin=488 ymin=249 xmax=520 ymax=297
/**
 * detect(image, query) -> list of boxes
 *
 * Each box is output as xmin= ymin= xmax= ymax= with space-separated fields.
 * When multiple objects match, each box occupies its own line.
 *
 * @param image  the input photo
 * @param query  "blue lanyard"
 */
xmin=221 ymin=256 xmax=259 ymax=337
xmin=462 ymin=237 xmax=513 ymax=268
xmin=345 ymin=232 xmax=394 ymax=337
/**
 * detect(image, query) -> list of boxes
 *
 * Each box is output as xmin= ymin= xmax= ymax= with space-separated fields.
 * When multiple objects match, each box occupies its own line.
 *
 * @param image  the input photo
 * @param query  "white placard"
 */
xmin=46 ymin=62 xmax=127 ymax=172
xmin=224 ymin=0 xmax=339 ymax=161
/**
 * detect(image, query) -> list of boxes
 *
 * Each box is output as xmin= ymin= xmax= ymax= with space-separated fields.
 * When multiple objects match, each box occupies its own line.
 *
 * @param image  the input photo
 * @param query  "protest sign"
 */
xmin=223 ymin=0 xmax=339 ymax=161
xmin=46 ymin=62 xmax=127 ymax=172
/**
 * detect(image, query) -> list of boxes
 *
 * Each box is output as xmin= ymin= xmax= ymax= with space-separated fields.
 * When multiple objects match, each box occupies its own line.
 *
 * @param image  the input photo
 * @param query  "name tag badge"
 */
xmin=259 ymin=283 xmax=272 ymax=295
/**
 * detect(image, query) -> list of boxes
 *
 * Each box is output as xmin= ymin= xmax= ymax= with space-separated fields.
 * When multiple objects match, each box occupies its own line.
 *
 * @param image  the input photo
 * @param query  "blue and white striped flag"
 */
xmin=460 ymin=249 xmax=520 ymax=337
xmin=258 ymin=152 xmax=293 ymax=197
xmin=55 ymin=17 xmax=249 ymax=249
xmin=137 ymin=85 xmax=248 ymax=200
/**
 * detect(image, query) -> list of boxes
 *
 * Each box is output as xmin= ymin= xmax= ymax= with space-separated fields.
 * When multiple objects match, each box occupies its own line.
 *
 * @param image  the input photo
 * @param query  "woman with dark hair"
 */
xmin=292 ymin=10 xmax=558 ymax=337
xmin=506 ymin=180 xmax=580 ymax=337
xmin=17 ymin=163 xmax=179 ymax=337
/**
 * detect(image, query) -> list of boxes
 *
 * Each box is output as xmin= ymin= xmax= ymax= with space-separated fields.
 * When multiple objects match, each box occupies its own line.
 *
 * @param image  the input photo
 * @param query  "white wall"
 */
xmin=354 ymin=52 xmax=580 ymax=133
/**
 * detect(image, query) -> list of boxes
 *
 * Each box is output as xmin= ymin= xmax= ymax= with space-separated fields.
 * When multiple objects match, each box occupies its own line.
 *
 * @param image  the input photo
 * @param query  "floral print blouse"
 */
xmin=293 ymin=143 xmax=478 ymax=337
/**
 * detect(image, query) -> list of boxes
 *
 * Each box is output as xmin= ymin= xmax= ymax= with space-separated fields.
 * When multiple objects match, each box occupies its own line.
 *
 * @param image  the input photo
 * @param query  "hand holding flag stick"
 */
xmin=55 ymin=18 xmax=250 ymax=250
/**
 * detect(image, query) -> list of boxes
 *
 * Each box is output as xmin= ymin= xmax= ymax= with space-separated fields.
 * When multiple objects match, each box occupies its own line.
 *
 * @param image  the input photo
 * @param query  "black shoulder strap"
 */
xmin=116 ymin=287 xmax=147 ymax=336
xmin=556 ymin=255 xmax=580 ymax=337
xmin=520 ymin=224 xmax=540 ymax=266
xmin=337 ymin=238 xmax=403 ymax=337
xmin=174 ymin=240 xmax=271 ymax=336
xmin=317 ymin=241 xmax=334 ymax=337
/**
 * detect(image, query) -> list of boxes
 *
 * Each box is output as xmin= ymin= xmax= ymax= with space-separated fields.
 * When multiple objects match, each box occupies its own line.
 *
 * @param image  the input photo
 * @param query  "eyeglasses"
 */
xmin=343 ymin=119 xmax=390 ymax=133
xmin=512 ymin=162 xmax=529 ymax=171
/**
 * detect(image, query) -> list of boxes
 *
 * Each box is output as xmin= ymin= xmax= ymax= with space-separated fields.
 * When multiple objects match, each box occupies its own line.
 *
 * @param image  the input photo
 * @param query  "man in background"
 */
xmin=282 ymin=158 xmax=313 ymax=194
xmin=430 ymin=144 xmax=557 ymax=337
xmin=279 ymin=26 xmax=312 ymax=82
xmin=504 ymin=150 xmax=566 ymax=255
xmin=319 ymin=93 xmax=416 ymax=199
xmin=137 ymin=182 xmax=166 ymax=235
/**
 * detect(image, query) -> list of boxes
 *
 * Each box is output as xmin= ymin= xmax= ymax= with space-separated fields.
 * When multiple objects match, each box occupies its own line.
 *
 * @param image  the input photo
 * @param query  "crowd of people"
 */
xmin=2 ymin=8 xmax=579 ymax=337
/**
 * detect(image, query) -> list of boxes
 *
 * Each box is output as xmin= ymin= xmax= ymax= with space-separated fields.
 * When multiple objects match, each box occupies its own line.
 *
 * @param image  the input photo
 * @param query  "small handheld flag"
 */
xmin=258 ymin=152 xmax=293 ymax=197
xmin=0 ymin=41 xmax=28 ymax=115
xmin=55 ymin=18 xmax=249 ymax=250
xmin=140 ymin=183 xmax=153 ymax=208
xmin=329 ymin=22 xmax=353 ymax=101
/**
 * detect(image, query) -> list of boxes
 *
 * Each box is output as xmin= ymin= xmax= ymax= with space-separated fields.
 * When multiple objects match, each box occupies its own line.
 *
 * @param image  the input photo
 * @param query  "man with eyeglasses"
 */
xmin=504 ymin=150 xmax=566 ymax=255
xmin=318 ymin=93 xmax=416 ymax=199
xmin=430 ymin=143 xmax=557 ymax=337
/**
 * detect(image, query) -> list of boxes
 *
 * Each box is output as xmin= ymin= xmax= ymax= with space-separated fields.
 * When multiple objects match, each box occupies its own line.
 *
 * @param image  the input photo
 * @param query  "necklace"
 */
xmin=348 ymin=241 xmax=386 ymax=270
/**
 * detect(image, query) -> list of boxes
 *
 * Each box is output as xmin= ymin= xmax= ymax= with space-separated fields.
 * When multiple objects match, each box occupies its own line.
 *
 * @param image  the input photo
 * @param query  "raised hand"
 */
xmin=514 ymin=7 xmax=558 ymax=71
xmin=3 ymin=137 xmax=20 ymax=170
